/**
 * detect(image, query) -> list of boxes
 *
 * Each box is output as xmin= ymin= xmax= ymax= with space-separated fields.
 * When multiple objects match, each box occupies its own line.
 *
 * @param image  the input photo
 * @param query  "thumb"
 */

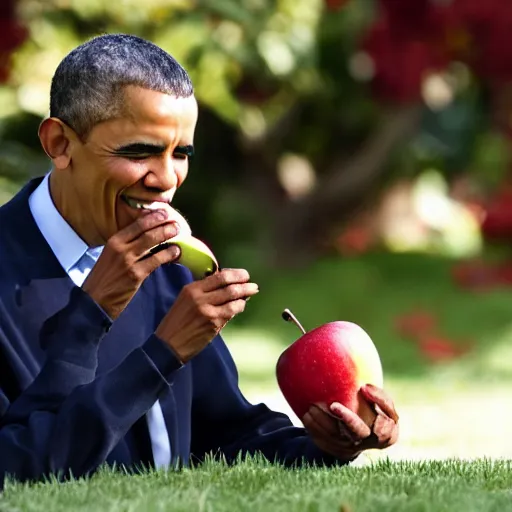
xmin=360 ymin=383 xmax=380 ymax=402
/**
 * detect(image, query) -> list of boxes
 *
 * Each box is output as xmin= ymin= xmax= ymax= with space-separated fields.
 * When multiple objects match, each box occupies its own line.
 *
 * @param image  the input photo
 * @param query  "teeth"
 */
xmin=137 ymin=201 xmax=161 ymax=210
xmin=123 ymin=196 xmax=168 ymax=210
xmin=123 ymin=195 xmax=193 ymax=237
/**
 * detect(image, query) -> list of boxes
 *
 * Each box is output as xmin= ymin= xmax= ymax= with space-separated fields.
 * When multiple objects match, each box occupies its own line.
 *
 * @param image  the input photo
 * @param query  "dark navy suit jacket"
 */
xmin=0 ymin=178 xmax=346 ymax=487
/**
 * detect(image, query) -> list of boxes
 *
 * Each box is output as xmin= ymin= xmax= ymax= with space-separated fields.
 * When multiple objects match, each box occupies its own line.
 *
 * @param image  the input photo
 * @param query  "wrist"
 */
xmin=144 ymin=333 xmax=185 ymax=378
xmin=153 ymin=328 xmax=187 ymax=364
xmin=81 ymin=286 xmax=122 ymax=321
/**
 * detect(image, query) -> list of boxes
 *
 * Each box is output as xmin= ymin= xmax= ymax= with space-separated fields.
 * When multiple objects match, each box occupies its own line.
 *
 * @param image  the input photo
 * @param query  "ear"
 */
xmin=38 ymin=118 xmax=77 ymax=170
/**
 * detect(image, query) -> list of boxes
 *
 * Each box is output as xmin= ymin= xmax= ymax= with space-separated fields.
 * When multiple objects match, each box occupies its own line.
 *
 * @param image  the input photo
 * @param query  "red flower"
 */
xmin=335 ymin=225 xmax=373 ymax=256
xmin=451 ymin=260 xmax=499 ymax=291
xmin=0 ymin=19 xmax=28 ymax=53
xmin=495 ymin=263 xmax=512 ymax=285
xmin=0 ymin=1 xmax=29 ymax=84
xmin=449 ymin=0 xmax=512 ymax=85
xmin=451 ymin=0 xmax=506 ymax=29
xmin=481 ymin=185 xmax=512 ymax=241
xmin=418 ymin=336 xmax=472 ymax=363
xmin=362 ymin=9 xmax=451 ymax=103
xmin=394 ymin=310 xmax=437 ymax=340
xmin=478 ymin=17 xmax=512 ymax=85
xmin=0 ymin=0 xmax=16 ymax=19
xmin=377 ymin=0 xmax=431 ymax=27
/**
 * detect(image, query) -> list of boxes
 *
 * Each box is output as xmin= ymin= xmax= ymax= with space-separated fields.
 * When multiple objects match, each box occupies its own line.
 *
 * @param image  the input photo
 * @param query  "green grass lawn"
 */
xmin=4 ymin=251 xmax=512 ymax=509
xmin=3 ymin=458 xmax=512 ymax=511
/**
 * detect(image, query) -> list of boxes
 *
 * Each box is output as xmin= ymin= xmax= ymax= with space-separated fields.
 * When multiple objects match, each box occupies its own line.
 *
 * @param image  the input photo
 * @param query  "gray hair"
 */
xmin=49 ymin=33 xmax=194 ymax=138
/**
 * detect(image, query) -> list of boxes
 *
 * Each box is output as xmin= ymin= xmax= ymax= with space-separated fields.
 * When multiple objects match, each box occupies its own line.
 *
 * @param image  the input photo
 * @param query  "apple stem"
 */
xmin=282 ymin=308 xmax=306 ymax=334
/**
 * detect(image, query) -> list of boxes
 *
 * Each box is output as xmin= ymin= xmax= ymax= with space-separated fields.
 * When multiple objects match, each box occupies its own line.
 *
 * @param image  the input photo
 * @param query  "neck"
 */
xmin=49 ymin=171 xmax=102 ymax=247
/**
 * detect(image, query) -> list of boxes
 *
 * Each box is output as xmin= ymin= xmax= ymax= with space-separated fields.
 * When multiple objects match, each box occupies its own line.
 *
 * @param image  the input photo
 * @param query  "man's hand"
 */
xmin=155 ymin=269 xmax=259 ymax=363
xmin=302 ymin=384 xmax=399 ymax=461
xmin=82 ymin=209 xmax=181 ymax=319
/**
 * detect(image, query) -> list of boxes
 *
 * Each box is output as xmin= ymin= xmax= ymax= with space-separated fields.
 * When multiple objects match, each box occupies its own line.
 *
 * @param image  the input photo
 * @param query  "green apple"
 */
xmin=145 ymin=235 xmax=219 ymax=279
xmin=141 ymin=206 xmax=219 ymax=279
xmin=171 ymin=234 xmax=219 ymax=279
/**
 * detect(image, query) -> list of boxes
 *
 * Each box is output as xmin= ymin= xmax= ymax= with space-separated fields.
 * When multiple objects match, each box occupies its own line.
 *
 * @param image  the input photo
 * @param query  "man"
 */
xmin=0 ymin=34 xmax=399 ymax=487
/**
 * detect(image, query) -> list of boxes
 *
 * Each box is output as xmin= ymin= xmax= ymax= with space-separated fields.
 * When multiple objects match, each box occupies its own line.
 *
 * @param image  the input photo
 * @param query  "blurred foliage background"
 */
xmin=3 ymin=0 xmax=512 ymax=459
xmin=3 ymin=0 xmax=512 ymax=266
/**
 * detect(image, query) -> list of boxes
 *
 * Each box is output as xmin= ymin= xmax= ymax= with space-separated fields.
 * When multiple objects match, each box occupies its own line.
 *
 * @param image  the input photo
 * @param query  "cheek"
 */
xmin=176 ymin=161 xmax=189 ymax=187
xmin=106 ymin=159 xmax=148 ymax=188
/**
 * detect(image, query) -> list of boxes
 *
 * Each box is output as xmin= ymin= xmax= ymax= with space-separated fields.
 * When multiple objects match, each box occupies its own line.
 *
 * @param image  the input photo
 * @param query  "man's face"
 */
xmin=65 ymin=86 xmax=198 ymax=245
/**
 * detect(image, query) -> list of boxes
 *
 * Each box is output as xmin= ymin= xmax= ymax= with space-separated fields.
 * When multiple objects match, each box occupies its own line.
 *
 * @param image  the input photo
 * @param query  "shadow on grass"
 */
xmin=223 ymin=250 xmax=512 ymax=386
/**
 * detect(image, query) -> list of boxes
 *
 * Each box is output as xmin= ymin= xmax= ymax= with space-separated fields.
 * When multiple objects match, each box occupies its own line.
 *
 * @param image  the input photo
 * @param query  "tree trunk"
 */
xmin=270 ymin=104 xmax=423 ymax=267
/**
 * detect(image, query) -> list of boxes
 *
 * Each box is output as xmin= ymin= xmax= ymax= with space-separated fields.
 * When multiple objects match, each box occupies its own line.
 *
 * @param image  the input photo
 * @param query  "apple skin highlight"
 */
xmin=276 ymin=321 xmax=384 ymax=427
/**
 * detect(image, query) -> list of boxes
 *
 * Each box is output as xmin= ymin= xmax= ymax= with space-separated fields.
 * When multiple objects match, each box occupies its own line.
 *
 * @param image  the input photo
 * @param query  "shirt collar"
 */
xmin=28 ymin=173 xmax=102 ymax=272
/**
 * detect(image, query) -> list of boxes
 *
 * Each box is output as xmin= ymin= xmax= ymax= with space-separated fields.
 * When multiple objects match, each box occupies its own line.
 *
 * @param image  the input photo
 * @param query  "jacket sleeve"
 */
xmin=189 ymin=334 xmax=354 ymax=468
xmin=0 ymin=287 xmax=183 ymax=488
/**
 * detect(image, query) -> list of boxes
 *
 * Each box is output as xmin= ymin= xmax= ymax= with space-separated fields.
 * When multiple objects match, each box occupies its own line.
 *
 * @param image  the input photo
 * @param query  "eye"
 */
xmin=112 ymin=151 xmax=152 ymax=161
xmin=173 ymin=145 xmax=194 ymax=161
xmin=125 ymin=154 xmax=152 ymax=161
xmin=112 ymin=143 xmax=166 ymax=160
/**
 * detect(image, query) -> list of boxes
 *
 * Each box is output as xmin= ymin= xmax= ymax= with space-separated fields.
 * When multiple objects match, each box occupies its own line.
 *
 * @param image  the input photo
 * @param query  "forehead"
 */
xmin=93 ymin=86 xmax=198 ymax=143
xmin=124 ymin=86 xmax=198 ymax=123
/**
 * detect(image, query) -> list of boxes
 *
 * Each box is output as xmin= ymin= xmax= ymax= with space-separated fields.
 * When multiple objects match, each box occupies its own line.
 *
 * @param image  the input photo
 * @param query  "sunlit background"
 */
xmin=2 ymin=0 xmax=512 ymax=462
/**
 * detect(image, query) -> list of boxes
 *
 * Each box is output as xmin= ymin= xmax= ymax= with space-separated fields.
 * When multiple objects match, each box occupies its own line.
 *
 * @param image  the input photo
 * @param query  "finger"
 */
xmin=201 ymin=269 xmax=251 ymax=292
xmin=303 ymin=412 xmax=362 ymax=460
xmin=308 ymin=405 xmax=340 ymax=437
xmin=360 ymin=384 xmax=399 ymax=422
xmin=137 ymin=244 xmax=181 ymax=275
xmin=207 ymin=283 xmax=259 ymax=306
xmin=141 ymin=204 xmax=192 ymax=237
xmin=302 ymin=410 xmax=337 ymax=442
xmin=131 ymin=222 xmax=181 ymax=260
xmin=310 ymin=406 xmax=361 ymax=445
xmin=114 ymin=209 xmax=176 ymax=244
xmin=302 ymin=412 xmax=320 ymax=437
xmin=329 ymin=402 xmax=372 ymax=439
xmin=372 ymin=414 xmax=398 ymax=446
xmin=164 ymin=206 xmax=192 ymax=236
xmin=216 ymin=299 xmax=250 ymax=321
xmin=310 ymin=404 xmax=361 ymax=445
xmin=388 ymin=418 xmax=399 ymax=445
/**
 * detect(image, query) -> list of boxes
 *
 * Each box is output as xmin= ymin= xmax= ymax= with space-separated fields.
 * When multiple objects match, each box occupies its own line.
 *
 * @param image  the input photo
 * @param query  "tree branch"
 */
xmin=271 ymin=103 xmax=423 ymax=266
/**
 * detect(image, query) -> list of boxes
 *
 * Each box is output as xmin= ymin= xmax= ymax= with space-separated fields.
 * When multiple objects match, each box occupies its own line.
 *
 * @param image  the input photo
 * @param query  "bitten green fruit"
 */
xmin=146 ymin=235 xmax=219 ymax=279
xmin=142 ymin=208 xmax=219 ymax=279
xmin=171 ymin=234 xmax=219 ymax=279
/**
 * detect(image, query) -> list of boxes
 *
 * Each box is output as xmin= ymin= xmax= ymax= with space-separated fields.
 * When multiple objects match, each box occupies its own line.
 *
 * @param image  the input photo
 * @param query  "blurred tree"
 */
xmin=0 ymin=0 xmax=28 ymax=82
xmin=0 ymin=0 xmax=511 ymax=266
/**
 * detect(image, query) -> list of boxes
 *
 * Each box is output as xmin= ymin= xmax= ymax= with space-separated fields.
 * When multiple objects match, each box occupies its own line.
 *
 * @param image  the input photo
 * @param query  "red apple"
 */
xmin=276 ymin=310 xmax=384 ymax=427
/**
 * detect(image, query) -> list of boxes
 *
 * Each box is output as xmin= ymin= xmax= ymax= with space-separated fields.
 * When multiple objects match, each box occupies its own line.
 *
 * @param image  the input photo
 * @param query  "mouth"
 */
xmin=121 ymin=195 xmax=171 ymax=211
xmin=120 ymin=194 xmax=193 ymax=239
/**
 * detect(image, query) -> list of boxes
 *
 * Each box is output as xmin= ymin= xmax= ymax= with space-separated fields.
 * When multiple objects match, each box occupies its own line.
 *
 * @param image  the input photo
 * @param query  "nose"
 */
xmin=143 ymin=157 xmax=178 ymax=192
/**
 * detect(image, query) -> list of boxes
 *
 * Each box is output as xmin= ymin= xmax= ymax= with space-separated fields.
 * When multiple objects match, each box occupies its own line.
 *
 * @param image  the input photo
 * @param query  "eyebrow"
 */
xmin=175 ymin=145 xmax=195 ymax=158
xmin=114 ymin=143 xmax=165 ymax=154
xmin=113 ymin=143 xmax=195 ymax=157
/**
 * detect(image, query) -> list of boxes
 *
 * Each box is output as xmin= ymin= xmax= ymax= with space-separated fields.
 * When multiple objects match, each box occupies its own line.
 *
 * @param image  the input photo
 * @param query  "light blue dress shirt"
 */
xmin=28 ymin=173 xmax=171 ymax=469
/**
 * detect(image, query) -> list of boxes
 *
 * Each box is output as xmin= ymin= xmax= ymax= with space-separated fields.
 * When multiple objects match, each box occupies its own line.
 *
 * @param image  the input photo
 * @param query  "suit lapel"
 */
xmin=0 ymin=179 xmax=78 ymax=368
